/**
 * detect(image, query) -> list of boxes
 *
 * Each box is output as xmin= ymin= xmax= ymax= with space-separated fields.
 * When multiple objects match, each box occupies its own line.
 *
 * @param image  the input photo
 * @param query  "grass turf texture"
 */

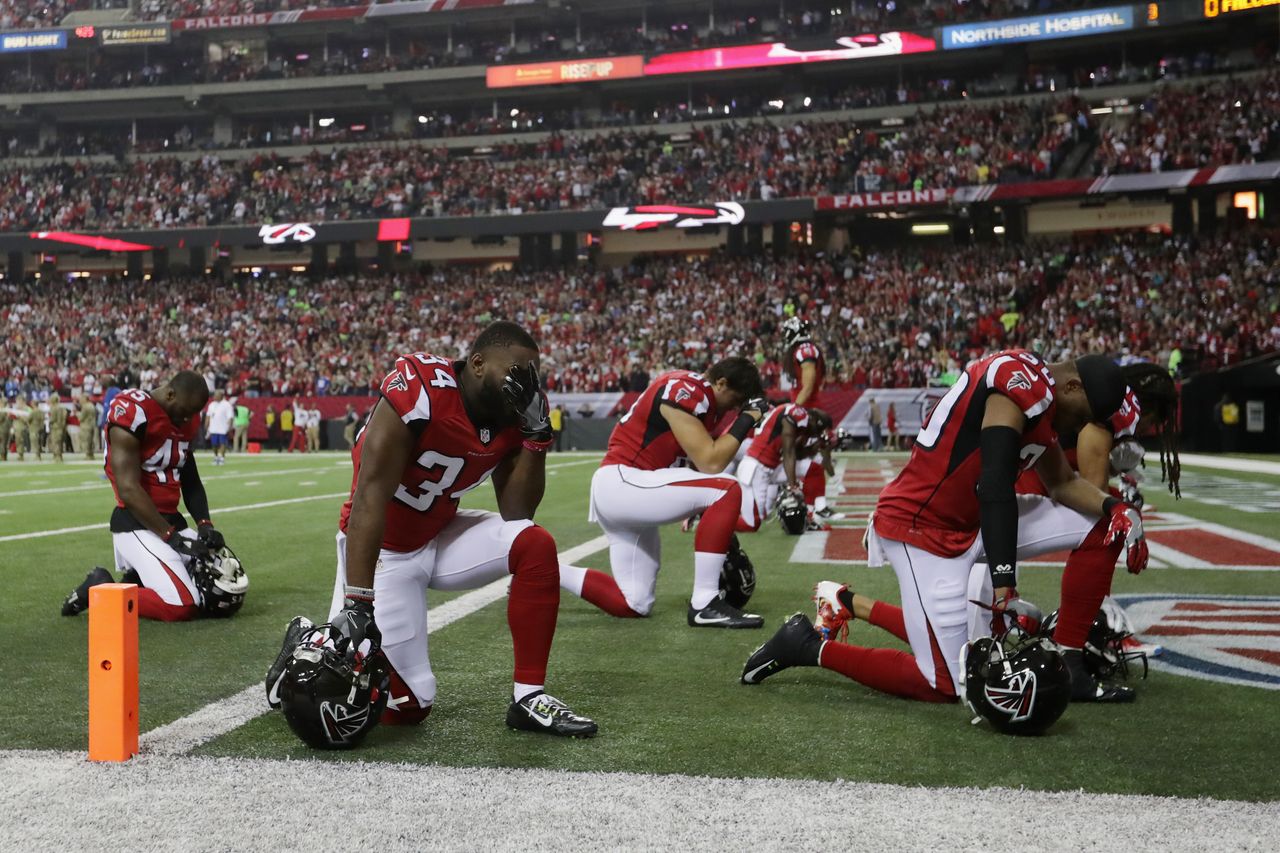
xmin=3 ymin=452 xmax=1278 ymax=801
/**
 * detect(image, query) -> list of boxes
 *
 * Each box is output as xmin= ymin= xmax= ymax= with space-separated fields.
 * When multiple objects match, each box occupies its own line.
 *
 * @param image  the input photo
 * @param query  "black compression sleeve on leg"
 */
xmin=977 ymin=425 xmax=1021 ymax=590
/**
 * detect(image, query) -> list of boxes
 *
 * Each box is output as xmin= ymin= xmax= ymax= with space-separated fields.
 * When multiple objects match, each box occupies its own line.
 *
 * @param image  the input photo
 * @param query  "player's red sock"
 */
xmin=802 ymin=464 xmax=825 ymax=507
xmin=692 ymin=480 xmax=742 ymax=555
xmin=819 ymin=642 xmax=955 ymax=703
xmin=868 ymin=600 xmax=909 ymax=643
xmin=581 ymin=569 xmax=642 ymax=618
xmin=136 ymin=588 xmax=199 ymax=622
xmin=1054 ymin=519 xmax=1122 ymax=648
xmin=507 ymin=525 xmax=561 ymax=685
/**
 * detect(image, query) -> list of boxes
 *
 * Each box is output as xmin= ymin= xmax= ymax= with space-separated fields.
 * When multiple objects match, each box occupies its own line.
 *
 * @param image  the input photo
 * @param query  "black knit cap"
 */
xmin=1074 ymin=354 xmax=1127 ymax=424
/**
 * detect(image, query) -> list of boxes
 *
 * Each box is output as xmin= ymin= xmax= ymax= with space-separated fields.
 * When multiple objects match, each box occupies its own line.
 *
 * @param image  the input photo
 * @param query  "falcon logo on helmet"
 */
xmin=719 ymin=535 xmax=756 ymax=609
xmin=983 ymin=669 xmax=1037 ymax=722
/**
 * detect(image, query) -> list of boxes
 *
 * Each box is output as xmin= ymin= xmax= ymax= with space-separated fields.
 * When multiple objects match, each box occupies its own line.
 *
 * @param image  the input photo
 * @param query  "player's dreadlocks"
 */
xmin=1122 ymin=362 xmax=1181 ymax=498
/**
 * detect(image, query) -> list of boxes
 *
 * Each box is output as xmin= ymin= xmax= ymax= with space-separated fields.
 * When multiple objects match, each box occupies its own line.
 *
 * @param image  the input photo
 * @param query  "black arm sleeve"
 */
xmin=977 ymin=425 xmax=1021 ymax=589
xmin=180 ymin=453 xmax=212 ymax=523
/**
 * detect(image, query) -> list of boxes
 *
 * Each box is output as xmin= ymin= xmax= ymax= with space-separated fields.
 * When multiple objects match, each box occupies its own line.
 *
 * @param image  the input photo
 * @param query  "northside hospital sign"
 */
xmin=942 ymin=6 xmax=1134 ymax=49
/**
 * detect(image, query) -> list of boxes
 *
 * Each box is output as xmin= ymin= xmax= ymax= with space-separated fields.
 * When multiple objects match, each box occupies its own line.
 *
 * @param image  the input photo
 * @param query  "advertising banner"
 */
xmin=99 ymin=23 xmax=171 ymax=46
xmin=817 ymin=189 xmax=952 ymax=211
xmin=941 ymin=6 xmax=1133 ymax=49
xmin=643 ymin=32 xmax=935 ymax=76
xmin=171 ymin=7 xmax=366 ymax=31
xmin=1203 ymin=0 xmax=1280 ymax=17
xmin=486 ymin=55 xmax=644 ymax=88
xmin=366 ymin=0 xmax=534 ymax=16
xmin=0 ymin=30 xmax=67 ymax=53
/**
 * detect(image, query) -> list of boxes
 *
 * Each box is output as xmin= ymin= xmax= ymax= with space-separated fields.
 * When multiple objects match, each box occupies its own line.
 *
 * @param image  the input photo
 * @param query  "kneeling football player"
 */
xmin=735 ymin=404 xmax=833 ymax=532
xmin=266 ymin=322 xmax=597 ymax=743
xmin=560 ymin=357 xmax=769 ymax=627
xmin=61 ymin=371 xmax=245 ymax=621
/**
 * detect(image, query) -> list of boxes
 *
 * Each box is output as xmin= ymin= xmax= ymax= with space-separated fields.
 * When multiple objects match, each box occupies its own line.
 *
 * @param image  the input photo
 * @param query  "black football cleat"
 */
xmin=61 ymin=567 xmax=114 ymax=617
xmin=688 ymin=597 xmax=764 ymax=629
xmin=506 ymin=692 xmax=598 ymax=738
xmin=1063 ymin=648 xmax=1136 ymax=703
xmin=120 ymin=568 xmax=141 ymax=586
xmin=741 ymin=612 xmax=825 ymax=684
xmin=265 ymin=615 xmax=315 ymax=710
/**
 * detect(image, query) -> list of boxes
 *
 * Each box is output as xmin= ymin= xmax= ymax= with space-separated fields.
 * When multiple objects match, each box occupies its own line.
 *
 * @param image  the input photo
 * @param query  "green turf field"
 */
xmin=3 ymin=451 xmax=1278 ymax=802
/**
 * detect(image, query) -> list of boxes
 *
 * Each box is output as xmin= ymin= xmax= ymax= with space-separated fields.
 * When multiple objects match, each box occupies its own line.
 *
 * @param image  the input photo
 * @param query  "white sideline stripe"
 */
xmin=0 ymin=457 xmax=598 ymax=541
xmin=137 ymin=534 xmax=610 ymax=757
xmin=0 ymin=464 xmax=341 ymax=498
xmin=2 ymin=751 xmax=1274 ymax=851
xmin=1167 ymin=452 xmax=1280 ymax=476
xmin=0 ymin=492 xmax=349 ymax=542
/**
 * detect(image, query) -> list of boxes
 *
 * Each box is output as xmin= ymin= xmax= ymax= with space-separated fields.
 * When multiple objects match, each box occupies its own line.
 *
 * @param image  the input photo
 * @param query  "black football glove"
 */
xmin=743 ymin=397 xmax=770 ymax=423
xmin=165 ymin=527 xmax=209 ymax=561
xmin=502 ymin=362 xmax=553 ymax=444
xmin=331 ymin=587 xmax=381 ymax=660
xmin=196 ymin=521 xmax=225 ymax=551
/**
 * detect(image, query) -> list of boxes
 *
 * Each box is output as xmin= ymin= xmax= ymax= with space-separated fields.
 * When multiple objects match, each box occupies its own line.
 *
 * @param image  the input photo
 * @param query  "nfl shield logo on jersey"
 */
xmin=479 ymin=428 xmax=491 ymax=444
xmin=1112 ymin=594 xmax=1280 ymax=690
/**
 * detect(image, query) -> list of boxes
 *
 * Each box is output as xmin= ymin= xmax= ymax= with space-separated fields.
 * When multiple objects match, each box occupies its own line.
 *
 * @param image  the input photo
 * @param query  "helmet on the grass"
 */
xmin=192 ymin=545 xmax=248 ymax=618
xmin=279 ymin=625 xmax=390 ymax=750
xmin=961 ymin=633 xmax=1070 ymax=736
xmin=777 ymin=492 xmax=807 ymax=535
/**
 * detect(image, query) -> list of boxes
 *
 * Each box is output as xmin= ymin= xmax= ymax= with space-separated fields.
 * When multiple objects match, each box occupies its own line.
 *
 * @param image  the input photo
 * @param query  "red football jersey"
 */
xmin=788 ymin=340 xmax=826 ymax=409
xmin=601 ymin=370 xmax=718 ymax=470
xmin=875 ymin=350 xmax=1059 ymax=556
xmin=104 ymin=389 xmax=200 ymax=515
xmin=748 ymin=403 xmax=809 ymax=469
xmin=338 ymin=353 xmax=522 ymax=553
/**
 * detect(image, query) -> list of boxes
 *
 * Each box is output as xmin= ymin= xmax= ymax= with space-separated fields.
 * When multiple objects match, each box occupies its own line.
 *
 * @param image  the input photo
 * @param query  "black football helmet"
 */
xmin=780 ymin=316 xmax=813 ymax=350
xmin=191 ymin=545 xmax=248 ymax=618
xmin=962 ymin=633 xmax=1071 ymax=736
xmin=278 ymin=625 xmax=390 ymax=750
xmin=777 ymin=492 xmax=807 ymax=535
xmin=1041 ymin=605 xmax=1149 ymax=682
xmin=720 ymin=535 xmax=756 ymax=609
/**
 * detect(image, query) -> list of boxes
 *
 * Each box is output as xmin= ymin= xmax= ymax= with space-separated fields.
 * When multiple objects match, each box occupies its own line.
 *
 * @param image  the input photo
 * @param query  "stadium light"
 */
xmin=317 ymin=117 xmax=335 ymax=127
xmin=911 ymin=223 xmax=950 ymax=235
xmin=993 ymin=225 xmax=1006 ymax=235
xmin=803 ymin=97 xmax=812 ymax=107
xmin=418 ymin=115 xmax=429 ymax=124
xmin=1090 ymin=106 xmax=1113 ymax=115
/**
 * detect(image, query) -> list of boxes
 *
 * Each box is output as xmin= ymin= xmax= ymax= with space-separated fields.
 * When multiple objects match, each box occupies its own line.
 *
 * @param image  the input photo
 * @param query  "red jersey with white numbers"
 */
xmin=602 ymin=370 xmax=718 ymax=470
xmin=104 ymin=389 xmax=200 ymax=515
xmin=876 ymin=350 xmax=1059 ymax=556
xmin=338 ymin=353 xmax=522 ymax=553
xmin=748 ymin=403 xmax=810 ymax=469
xmin=1016 ymin=385 xmax=1141 ymax=495
xmin=788 ymin=340 xmax=826 ymax=408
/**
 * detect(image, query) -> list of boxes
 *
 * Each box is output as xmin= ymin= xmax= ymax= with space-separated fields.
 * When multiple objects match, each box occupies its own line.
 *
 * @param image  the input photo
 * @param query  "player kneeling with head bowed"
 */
xmin=61 ymin=371 xmax=246 ymax=622
xmin=266 ymin=322 xmax=596 ymax=748
xmin=733 ymin=403 xmax=833 ymax=535
xmin=742 ymin=351 xmax=1146 ymax=712
xmin=560 ymin=357 xmax=770 ymax=628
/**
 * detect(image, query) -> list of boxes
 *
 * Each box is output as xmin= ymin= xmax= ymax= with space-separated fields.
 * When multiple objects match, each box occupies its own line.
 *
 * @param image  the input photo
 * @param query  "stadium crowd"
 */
xmin=0 ymin=0 xmax=1128 ymax=30
xmin=6 ymin=68 xmax=1280 ymax=233
xmin=3 ymin=233 xmax=1276 ymax=405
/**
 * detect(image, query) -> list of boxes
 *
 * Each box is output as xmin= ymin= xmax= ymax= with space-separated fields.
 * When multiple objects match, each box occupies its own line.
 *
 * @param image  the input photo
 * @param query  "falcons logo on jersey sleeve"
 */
xmin=384 ymin=371 xmax=409 ymax=393
xmin=1005 ymin=370 xmax=1033 ymax=393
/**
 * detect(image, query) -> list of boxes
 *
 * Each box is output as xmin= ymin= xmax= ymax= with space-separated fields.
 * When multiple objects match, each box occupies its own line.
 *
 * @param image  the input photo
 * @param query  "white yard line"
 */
xmin=0 ymin=465 xmax=340 ymax=499
xmin=0 ymin=492 xmax=350 ymax=543
xmin=1 ymin=750 xmax=1272 ymax=851
xmin=1170 ymin=452 xmax=1280 ymax=476
xmin=138 ymin=534 xmax=610 ymax=757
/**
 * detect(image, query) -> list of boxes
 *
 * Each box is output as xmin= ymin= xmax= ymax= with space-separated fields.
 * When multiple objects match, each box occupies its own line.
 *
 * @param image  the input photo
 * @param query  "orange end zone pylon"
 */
xmin=88 ymin=583 xmax=139 ymax=762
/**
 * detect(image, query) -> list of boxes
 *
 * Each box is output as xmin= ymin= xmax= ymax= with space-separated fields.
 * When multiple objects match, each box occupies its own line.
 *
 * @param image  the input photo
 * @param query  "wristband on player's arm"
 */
xmin=344 ymin=584 xmax=375 ymax=605
xmin=977 ymin=425 xmax=1021 ymax=590
xmin=727 ymin=412 xmax=757 ymax=443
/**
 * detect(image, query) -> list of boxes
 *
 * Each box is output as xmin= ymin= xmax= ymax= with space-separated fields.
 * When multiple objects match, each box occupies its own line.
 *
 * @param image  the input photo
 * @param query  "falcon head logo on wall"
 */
xmin=602 ymin=202 xmax=746 ymax=231
xmin=259 ymin=222 xmax=317 ymax=245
